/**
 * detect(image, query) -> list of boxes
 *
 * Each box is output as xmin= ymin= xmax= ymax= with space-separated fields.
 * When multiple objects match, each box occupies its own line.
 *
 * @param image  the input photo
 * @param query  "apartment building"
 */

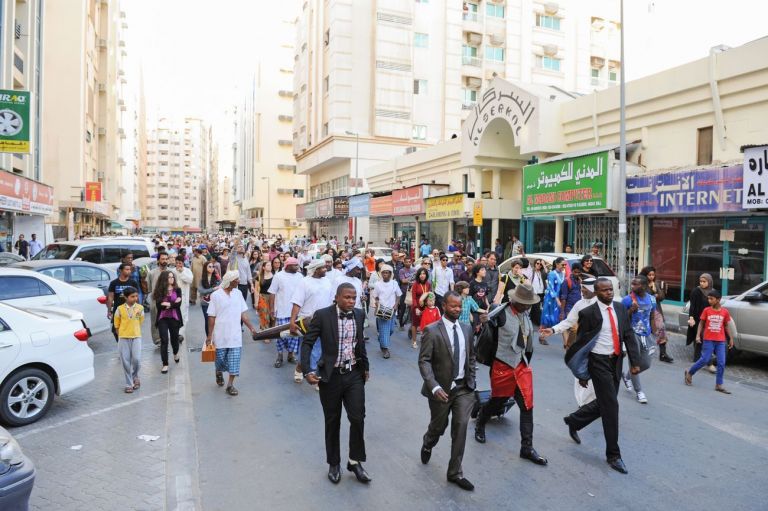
xmin=0 ymin=0 xmax=48 ymax=248
xmin=143 ymin=117 xmax=208 ymax=233
xmin=293 ymin=0 xmax=620 ymax=239
xmin=42 ymin=0 xmax=129 ymax=237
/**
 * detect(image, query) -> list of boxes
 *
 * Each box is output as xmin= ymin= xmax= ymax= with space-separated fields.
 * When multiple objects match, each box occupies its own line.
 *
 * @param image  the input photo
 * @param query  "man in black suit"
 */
xmin=418 ymin=291 xmax=477 ymax=491
xmin=561 ymin=278 xmax=640 ymax=474
xmin=301 ymin=283 xmax=371 ymax=485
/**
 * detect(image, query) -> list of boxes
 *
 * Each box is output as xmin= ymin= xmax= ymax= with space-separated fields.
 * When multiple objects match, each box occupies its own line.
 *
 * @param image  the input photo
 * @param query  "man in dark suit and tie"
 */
xmin=418 ymin=291 xmax=477 ymax=491
xmin=301 ymin=283 xmax=371 ymax=485
xmin=561 ymin=278 xmax=640 ymax=474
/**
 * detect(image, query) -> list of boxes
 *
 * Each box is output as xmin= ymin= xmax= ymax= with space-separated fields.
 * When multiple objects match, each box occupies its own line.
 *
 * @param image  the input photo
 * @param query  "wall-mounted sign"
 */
xmin=370 ymin=194 xmax=393 ymax=216
xmin=0 ymin=90 xmax=30 ymax=153
xmin=522 ymin=151 xmax=609 ymax=215
xmin=473 ymin=201 xmax=483 ymax=226
xmin=304 ymin=202 xmax=316 ymax=220
xmin=392 ymin=186 xmax=425 ymax=215
xmin=348 ymin=194 xmax=370 ymax=217
xmin=464 ymin=79 xmax=536 ymax=147
xmin=627 ymin=165 xmax=743 ymax=215
xmin=316 ymin=198 xmax=333 ymax=217
xmin=333 ymin=197 xmax=349 ymax=217
xmin=425 ymin=194 xmax=464 ymax=220
xmin=296 ymin=203 xmax=306 ymax=220
xmin=743 ymin=146 xmax=768 ymax=209
xmin=85 ymin=181 xmax=102 ymax=202
xmin=0 ymin=170 xmax=54 ymax=215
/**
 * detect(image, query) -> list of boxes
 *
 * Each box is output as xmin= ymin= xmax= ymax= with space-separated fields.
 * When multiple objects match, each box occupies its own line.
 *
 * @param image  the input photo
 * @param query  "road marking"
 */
xmin=15 ymin=390 xmax=167 ymax=439
xmin=675 ymin=405 xmax=768 ymax=451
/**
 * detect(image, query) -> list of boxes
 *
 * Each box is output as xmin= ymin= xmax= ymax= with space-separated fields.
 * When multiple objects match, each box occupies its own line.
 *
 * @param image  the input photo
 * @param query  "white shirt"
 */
xmin=531 ymin=271 xmax=546 ymax=294
xmin=434 ymin=265 xmax=454 ymax=295
xmin=592 ymin=300 xmax=620 ymax=355
xmin=268 ymin=270 xmax=304 ymax=318
xmin=291 ymin=276 xmax=333 ymax=318
xmin=371 ymin=279 xmax=402 ymax=309
xmin=29 ymin=240 xmax=44 ymax=258
xmin=433 ymin=317 xmax=466 ymax=395
xmin=207 ymin=288 xmax=248 ymax=349
xmin=553 ymin=297 xmax=597 ymax=334
xmin=334 ymin=274 xmax=364 ymax=309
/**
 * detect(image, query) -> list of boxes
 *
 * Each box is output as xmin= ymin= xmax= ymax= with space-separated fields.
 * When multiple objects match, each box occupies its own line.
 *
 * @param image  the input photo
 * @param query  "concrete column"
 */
xmin=492 ymin=169 xmax=501 ymax=199
xmin=491 ymin=218 xmax=499 ymax=245
xmin=637 ymin=216 xmax=647 ymax=269
xmin=447 ymin=220 xmax=454 ymax=248
xmin=414 ymin=218 xmax=421 ymax=255
xmin=555 ymin=216 xmax=565 ymax=252
xmin=473 ymin=167 xmax=483 ymax=199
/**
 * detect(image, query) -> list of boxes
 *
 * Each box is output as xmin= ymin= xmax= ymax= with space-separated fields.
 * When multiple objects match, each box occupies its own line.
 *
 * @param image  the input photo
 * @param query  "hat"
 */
xmin=343 ymin=258 xmax=363 ymax=272
xmin=221 ymin=270 xmax=240 ymax=288
xmin=307 ymin=259 xmax=326 ymax=272
xmin=197 ymin=244 xmax=207 ymax=250
xmin=322 ymin=254 xmax=333 ymax=263
xmin=581 ymin=276 xmax=597 ymax=291
xmin=380 ymin=264 xmax=393 ymax=273
xmin=507 ymin=283 xmax=540 ymax=305
xmin=285 ymin=257 xmax=299 ymax=266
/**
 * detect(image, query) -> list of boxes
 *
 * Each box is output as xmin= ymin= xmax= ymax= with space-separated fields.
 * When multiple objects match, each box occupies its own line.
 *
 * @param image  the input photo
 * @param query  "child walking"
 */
xmin=455 ymin=281 xmax=481 ymax=330
xmin=418 ymin=292 xmax=442 ymax=336
xmin=684 ymin=290 xmax=736 ymax=394
xmin=113 ymin=286 xmax=144 ymax=393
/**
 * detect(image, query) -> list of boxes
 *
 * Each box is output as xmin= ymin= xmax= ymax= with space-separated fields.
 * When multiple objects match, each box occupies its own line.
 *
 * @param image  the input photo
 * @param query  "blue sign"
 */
xmin=626 ymin=165 xmax=744 ymax=215
xmin=348 ymin=193 xmax=370 ymax=217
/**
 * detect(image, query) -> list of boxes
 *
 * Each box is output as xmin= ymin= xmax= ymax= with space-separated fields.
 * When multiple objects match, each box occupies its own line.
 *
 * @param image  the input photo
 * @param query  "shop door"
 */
xmin=723 ymin=219 xmax=766 ymax=296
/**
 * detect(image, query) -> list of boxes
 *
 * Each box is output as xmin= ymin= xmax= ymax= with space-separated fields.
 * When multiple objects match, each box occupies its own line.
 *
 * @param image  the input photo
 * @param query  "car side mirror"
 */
xmin=742 ymin=291 xmax=762 ymax=302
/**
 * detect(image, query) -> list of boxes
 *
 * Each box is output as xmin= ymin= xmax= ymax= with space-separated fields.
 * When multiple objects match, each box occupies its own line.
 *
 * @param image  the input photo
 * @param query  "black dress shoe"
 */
xmin=447 ymin=477 xmax=474 ymax=491
xmin=520 ymin=447 xmax=548 ymax=465
xmin=420 ymin=445 xmax=431 ymax=464
xmin=474 ymin=424 xmax=486 ymax=444
xmin=328 ymin=464 xmax=341 ymax=484
xmin=607 ymin=458 xmax=628 ymax=474
xmin=659 ymin=353 xmax=674 ymax=363
xmin=564 ymin=417 xmax=581 ymax=445
xmin=347 ymin=462 xmax=372 ymax=483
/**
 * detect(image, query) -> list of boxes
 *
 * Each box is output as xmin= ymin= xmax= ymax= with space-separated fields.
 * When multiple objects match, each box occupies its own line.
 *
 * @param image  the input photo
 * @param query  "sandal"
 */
xmin=411 ymin=341 xmax=417 ymax=349
xmin=161 ymin=366 xmax=169 ymax=374
xmin=287 ymin=353 xmax=296 ymax=364
xmin=684 ymin=370 xmax=692 ymax=386
xmin=216 ymin=371 xmax=224 ymax=387
xmin=715 ymin=385 xmax=731 ymax=394
xmin=174 ymin=354 xmax=180 ymax=364
xmin=133 ymin=378 xmax=141 ymax=389
xmin=124 ymin=386 xmax=134 ymax=393
xmin=226 ymin=385 xmax=239 ymax=396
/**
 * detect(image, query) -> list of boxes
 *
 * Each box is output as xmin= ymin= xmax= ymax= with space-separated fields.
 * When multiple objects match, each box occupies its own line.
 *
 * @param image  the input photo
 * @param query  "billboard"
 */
xmin=0 ymin=90 xmax=30 ymax=153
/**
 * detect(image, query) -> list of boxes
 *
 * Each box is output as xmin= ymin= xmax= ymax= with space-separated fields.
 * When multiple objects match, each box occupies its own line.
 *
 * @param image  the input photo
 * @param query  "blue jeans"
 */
xmin=376 ymin=317 xmax=395 ymax=349
xmin=310 ymin=338 xmax=322 ymax=373
xmin=689 ymin=340 xmax=727 ymax=385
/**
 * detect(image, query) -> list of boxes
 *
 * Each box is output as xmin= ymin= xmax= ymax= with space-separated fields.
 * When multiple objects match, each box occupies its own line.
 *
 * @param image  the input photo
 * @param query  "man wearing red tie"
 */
xmin=563 ymin=278 xmax=641 ymax=474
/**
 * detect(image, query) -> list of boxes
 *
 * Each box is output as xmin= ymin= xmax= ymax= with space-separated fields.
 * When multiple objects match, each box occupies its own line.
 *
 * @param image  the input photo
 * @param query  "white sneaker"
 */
xmin=636 ymin=391 xmax=648 ymax=404
xmin=622 ymin=375 xmax=634 ymax=392
xmin=706 ymin=364 xmax=717 ymax=374
xmin=293 ymin=369 xmax=303 ymax=383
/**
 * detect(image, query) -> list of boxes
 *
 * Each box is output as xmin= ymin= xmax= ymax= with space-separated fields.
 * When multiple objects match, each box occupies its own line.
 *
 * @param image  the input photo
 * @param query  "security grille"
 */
xmin=376 ymin=60 xmax=412 ymax=72
xmin=574 ymin=215 xmax=640 ymax=288
xmin=375 ymin=109 xmax=410 ymax=120
xmin=376 ymin=12 xmax=412 ymax=25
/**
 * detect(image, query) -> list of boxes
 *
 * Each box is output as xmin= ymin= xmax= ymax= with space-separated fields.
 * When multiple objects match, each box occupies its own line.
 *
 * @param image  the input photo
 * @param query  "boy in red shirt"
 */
xmin=684 ymin=290 xmax=736 ymax=394
xmin=419 ymin=293 xmax=442 ymax=333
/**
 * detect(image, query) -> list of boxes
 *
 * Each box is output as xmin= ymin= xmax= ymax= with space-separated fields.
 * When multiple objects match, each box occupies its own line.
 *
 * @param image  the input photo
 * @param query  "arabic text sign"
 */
xmin=425 ymin=194 xmax=464 ymax=220
xmin=0 ymin=90 xmax=30 ymax=153
xmin=473 ymin=201 xmax=483 ymax=226
xmin=392 ymin=186 xmax=425 ymax=215
xmin=333 ymin=197 xmax=349 ymax=217
xmin=316 ymin=198 xmax=333 ymax=217
xmin=85 ymin=181 xmax=102 ymax=202
xmin=743 ymin=146 xmax=768 ymax=209
xmin=0 ymin=170 xmax=54 ymax=215
xmin=348 ymin=194 xmax=370 ymax=217
xmin=465 ymin=82 xmax=536 ymax=147
xmin=522 ymin=151 xmax=609 ymax=215
xmin=626 ymin=165 xmax=743 ymax=215
xmin=370 ymin=195 xmax=393 ymax=216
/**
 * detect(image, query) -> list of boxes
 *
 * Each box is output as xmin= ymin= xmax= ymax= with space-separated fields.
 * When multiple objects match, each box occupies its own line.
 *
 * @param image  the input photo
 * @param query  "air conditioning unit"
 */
xmin=544 ymin=2 xmax=560 ymax=15
xmin=290 ymin=221 xmax=301 ymax=227
xmin=405 ymin=146 xmax=417 ymax=154
xmin=98 ymin=38 xmax=107 ymax=49
xmin=543 ymin=43 xmax=559 ymax=56
xmin=465 ymin=76 xmax=482 ymax=88
xmin=97 ymin=171 xmax=105 ymax=180
xmin=98 ymin=83 xmax=106 ymax=92
xmin=283 ymin=219 xmax=292 ymax=227
xmin=97 ymin=127 xmax=106 ymax=136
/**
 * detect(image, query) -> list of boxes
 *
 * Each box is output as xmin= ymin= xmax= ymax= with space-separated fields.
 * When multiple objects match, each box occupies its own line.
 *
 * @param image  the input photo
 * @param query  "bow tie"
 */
xmin=339 ymin=311 xmax=354 ymax=320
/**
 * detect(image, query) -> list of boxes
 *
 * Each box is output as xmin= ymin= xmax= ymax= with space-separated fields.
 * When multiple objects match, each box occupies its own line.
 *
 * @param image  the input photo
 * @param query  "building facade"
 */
xmin=142 ymin=117 xmax=208 ymax=234
xmin=294 ymin=0 xmax=620 ymax=240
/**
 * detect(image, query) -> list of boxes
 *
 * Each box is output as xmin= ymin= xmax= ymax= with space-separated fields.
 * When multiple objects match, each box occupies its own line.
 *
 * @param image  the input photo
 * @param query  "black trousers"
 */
xmin=568 ymin=353 xmax=623 ymax=461
xmin=477 ymin=389 xmax=533 ymax=448
xmin=318 ymin=367 xmax=366 ymax=465
xmin=237 ymin=284 xmax=250 ymax=303
xmin=530 ymin=294 xmax=544 ymax=325
xmin=397 ymin=287 xmax=408 ymax=327
xmin=423 ymin=385 xmax=474 ymax=479
xmin=157 ymin=318 xmax=181 ymax=366
xmin=435 ymin=294 xmax=445 ymax=314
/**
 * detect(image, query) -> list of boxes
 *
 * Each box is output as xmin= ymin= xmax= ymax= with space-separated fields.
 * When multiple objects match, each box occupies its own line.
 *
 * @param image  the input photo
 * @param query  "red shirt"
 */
xmin=419 ymin=306 xmax=441 ymax=331
xmin=700 ymin=306 xmax=731 ymax=342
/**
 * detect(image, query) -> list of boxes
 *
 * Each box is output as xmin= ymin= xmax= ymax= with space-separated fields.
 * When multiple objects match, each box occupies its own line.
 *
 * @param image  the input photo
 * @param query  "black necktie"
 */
xmin=452 ymin=324 xmax=460 ymax=380
xmin=339 ymin=311 xmax=354 ymax=320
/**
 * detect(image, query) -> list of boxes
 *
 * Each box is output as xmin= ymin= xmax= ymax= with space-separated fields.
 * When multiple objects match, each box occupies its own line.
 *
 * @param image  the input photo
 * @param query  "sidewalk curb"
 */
xmin=165 ymin=344 xmax=202 ymax=511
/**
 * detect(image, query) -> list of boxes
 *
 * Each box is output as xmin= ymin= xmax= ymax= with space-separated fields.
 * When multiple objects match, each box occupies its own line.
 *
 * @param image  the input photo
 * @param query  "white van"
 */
xmin=31 ymin=239 xmax=154 ymax=272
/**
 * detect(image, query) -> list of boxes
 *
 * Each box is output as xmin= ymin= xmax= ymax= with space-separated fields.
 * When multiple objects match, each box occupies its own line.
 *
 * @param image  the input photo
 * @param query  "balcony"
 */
xmin=461 ymin=102 xmax=476 ymax=110
xmin=462 ymin=55 xmax=481 ymax=67
xmin=462 ymin=12 xmax=478 ymax=22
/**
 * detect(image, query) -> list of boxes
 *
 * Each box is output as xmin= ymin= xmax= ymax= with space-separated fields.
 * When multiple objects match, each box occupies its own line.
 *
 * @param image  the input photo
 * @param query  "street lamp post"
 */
xmin=345 ymin=130 xmax=360 ymax=242
xmin=617 ymin=0 xmax=628 ymax=289
xmin=261 ymin=176 xmax=271 ymax=237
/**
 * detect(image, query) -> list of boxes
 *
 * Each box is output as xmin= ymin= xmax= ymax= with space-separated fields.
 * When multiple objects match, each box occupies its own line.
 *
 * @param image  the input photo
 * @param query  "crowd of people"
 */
xmin=100 ymin=232 xmax=739 ymax=488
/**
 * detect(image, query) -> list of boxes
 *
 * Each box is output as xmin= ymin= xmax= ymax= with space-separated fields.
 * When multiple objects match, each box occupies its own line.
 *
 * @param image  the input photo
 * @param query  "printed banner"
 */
xmin=348 ymin=194 xmax=370 ymax=217
xmin=370 ymin=194 xmax=393 ymax=216
xmin=392 ymin=186 xmax=424 ymax=215
xmin=425 ymin=194 xmax=464 ymax=220
xmin=743 ymin=146 xmax=768 ymax=209
xmin=85 ymin=181 xmax=102 ymax=202
xmin=0 ymin=90 xmax=31 ymax=153
xmin=0 ymin=170 xmax=54 ymax=215
xmin=522 ymin=151 xmax=609 ymax=215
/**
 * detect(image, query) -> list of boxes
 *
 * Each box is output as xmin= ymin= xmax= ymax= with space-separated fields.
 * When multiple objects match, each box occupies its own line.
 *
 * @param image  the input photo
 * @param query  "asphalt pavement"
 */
xmin=11 ymin=302 xmax=768 ymax=511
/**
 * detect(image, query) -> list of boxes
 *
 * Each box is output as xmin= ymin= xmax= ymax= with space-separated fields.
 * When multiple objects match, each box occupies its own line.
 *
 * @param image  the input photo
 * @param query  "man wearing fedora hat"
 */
xmin=474 ymin=283 xmax=548 ymax=466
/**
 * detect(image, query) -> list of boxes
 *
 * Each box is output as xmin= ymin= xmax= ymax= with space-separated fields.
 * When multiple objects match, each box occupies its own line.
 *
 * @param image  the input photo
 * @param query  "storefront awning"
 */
xmin=109 ymin=221 xmax=127 ymax=229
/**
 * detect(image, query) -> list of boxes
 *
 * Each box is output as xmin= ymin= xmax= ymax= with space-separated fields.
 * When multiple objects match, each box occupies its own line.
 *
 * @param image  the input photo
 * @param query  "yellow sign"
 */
xmin=425 ymin=194 xmax=464 ymax=220
xmin=473 ymin=201 xmax=483 ymax=226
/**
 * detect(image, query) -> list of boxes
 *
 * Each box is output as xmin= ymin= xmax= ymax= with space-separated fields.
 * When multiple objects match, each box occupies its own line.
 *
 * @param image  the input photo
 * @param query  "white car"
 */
xmin=0 ymin=268 xmax=111 ymax=335
xmin=366 ymin=247 xmax=393 ymax=263
xmin=0 ymin=303 xmax=95 ymax=426
xmin=306 ymin=241 xmax=338 ymax=259
xmin=498 ymin=252 xmax=622 ymax=292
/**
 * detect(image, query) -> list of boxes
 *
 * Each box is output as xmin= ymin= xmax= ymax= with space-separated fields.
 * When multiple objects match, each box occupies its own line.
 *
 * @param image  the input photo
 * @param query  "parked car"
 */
xmin=0 ymin=268 xmax=110 ymax=335
xmin=366 ymin=247 xmax=393 ymax=263
xmin=0 ymin=253 xmax=25 ymax=267
xmin=306 ymin=241 xmax=338 ymax=259
xmin=498 ymin=252 xmax=621 ymax=292
xmin=31 ymin=239 xmax=154 ymax=272
xmin=0 ymin=423 xmax=35 ymax=507
xmin=678 ymin=280 xmax=768 ymax=359
xmin=10 ymin=260 xmax=116 ymax=295
xmin=0 ymin=303 xmax=95 ymax=426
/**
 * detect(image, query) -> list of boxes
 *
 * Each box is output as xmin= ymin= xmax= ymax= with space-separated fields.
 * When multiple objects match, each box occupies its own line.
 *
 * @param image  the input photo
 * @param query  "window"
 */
xmin=70 ymin=266 xmax=109 ymax=283
xmin=412 ymin=124 xmax=427 ymax=140
xmin=416 ymin=0 xmax=428 ymax=3
xmin=413 ymin=79 xmax=428 ymax=95
xmin=536 ymin=14 xmax=561 ymax=31
xmin=414 ymin=33 xmax=429 ymax=48
xmin=462 ymin=45 xmax=480 ymax=65
xmin=486 ymin=3 xmax=504 ymax=18
xmin=322 ymin=122 xmax=329 ymax=137
xmin=39 ymin=267 xmax=66 ymax=281
xmin=609 ymin=68 xmax=618 ymax=82
xmin=102 ymin=247 xmax=123 ymax=264
xmin=463 ymin=2 xmax=478 ymax=21
xmin=591 ymin=68 xmax=600 ymax=85
xmin=323 ymin=75 xmax=329 ymax=94
xmin=76 ymin=247 xmax=102 ymax=264
xmin=697 ymin=126 xmax=713 ymax=165
xmin=536 ymin=55 xmax=561 ymax=72
xmin=462 ymin=45 xmax=478 ymax=57
xmin=0 ymin=276 xmax=54 ymax=300
xmin=462 ymin=88 xmax=477 ymax=104
xmin=485 ymin=46 xmax=505 ymax=62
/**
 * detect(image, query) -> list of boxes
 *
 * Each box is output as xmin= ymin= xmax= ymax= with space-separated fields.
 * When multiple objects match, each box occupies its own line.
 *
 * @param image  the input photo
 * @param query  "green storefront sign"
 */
xmin=0 ymin=89 xmax=30 ymax=153
xmin=522 ymin=151 xmax=609 ymax=215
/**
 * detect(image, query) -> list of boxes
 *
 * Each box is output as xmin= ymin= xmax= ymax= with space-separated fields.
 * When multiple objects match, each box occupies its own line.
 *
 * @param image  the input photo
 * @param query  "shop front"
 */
xmin=423 ymin=193 xmax=468 ymax=251
xmin=629 ymin=163 xmax=766 ymax=302
xmin=59 ymin=200 xmax=111 ymax=238
xmin=0 ymin=171 xmax=55 ymax=248
xmin=392 ymin=186 xmax=425 ymax=258
xmin=368 ymin=194 xmax=392 ymax=245
xmin=348 ymin=193 xmax=370 ymax=244
xmin=309 ymin=197 xmax=349 ymax=240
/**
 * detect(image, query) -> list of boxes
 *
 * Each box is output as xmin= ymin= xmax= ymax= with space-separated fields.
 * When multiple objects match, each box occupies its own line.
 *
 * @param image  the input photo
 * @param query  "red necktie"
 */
xmin=607 ymin=306 xmax=620 ymax=355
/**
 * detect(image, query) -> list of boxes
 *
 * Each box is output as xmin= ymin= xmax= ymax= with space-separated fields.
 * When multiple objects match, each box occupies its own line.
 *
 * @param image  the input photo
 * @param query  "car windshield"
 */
xmin=33 ymin=244 xmax=78 ymax=260
xmin=587 ymin=258 xmax=616 ymax=277
xmin=374 ymin=249 xmax=392 ymax=257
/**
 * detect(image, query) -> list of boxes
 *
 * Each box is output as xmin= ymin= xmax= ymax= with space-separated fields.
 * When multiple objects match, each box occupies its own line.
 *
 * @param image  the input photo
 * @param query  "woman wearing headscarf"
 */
xmin=541 ymin=257 xmax=566 ymax=327
xmin=687 ymin=273 xmax=714 ymax=366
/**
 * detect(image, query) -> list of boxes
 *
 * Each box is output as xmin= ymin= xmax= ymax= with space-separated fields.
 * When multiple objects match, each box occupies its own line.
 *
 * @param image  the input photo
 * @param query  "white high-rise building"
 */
xmin=293 ymin=0 xmax=620 ymax=239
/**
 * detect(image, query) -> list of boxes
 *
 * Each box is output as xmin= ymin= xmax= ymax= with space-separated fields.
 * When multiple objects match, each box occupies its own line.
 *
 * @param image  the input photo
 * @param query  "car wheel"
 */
xmin=0 ymin=368 xmax=55 ymax=427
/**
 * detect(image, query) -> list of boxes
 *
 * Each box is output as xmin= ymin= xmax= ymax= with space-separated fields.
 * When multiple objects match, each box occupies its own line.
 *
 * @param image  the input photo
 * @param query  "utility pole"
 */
xmin=345 ymin=130 xmax=359 ymax=241
xmin=617 ymin=0 xmax=628 ymax=290
xmin=261 ymin=176 xmax=271 ymax=236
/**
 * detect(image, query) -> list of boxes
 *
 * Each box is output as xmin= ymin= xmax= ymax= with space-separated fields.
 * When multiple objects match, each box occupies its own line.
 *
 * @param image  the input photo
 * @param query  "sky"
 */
xmin=126 ymin=0 xmax=768 ymax=121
